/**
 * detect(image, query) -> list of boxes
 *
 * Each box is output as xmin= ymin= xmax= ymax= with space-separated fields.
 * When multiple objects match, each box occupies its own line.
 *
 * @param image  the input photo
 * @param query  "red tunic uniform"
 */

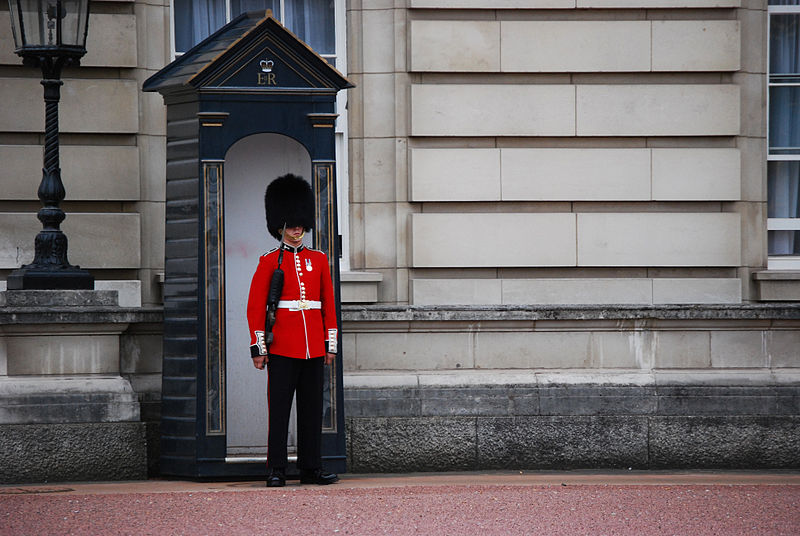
xmin=247 ymin=244 xmax=338 ymax=359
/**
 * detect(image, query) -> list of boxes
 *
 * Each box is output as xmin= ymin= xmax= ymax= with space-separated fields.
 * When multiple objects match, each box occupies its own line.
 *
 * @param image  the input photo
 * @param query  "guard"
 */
xmin=246 ymin=174 xmax=339 ymax=487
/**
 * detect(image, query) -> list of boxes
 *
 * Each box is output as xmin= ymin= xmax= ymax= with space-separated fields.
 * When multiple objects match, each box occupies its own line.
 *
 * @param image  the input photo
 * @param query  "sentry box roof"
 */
xmin=143 ymin=10 xmax=352 ymax=96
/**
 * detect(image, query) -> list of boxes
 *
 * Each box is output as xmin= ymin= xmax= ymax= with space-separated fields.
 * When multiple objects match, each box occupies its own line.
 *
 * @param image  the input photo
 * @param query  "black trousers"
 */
xmin=266 ymin=355 xmax=324 ymax=470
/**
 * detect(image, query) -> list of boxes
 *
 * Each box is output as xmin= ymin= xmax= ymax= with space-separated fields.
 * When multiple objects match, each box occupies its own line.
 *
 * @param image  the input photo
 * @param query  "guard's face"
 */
xmin=281 ymin=226 xmax=305 ymax=247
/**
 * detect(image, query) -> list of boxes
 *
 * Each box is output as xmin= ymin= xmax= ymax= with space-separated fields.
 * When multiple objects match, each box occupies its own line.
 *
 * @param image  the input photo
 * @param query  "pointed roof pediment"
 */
xmin=143 ymin=11 xmax=352 ymax=95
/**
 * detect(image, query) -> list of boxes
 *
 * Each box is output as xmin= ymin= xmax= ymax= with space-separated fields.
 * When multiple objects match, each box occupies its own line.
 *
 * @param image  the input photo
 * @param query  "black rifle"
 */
xmin=264 ymin=224 xmax=287 ymax=351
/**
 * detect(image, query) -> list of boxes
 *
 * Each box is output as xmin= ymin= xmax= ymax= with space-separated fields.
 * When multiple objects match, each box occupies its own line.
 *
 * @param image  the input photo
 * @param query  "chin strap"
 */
xmin=280 ymin=228 xmax=305 ymax=243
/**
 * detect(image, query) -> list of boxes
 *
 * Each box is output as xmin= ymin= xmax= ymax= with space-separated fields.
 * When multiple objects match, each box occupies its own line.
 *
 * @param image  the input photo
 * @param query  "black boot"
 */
xmin=266 ymin=467 xmax=286 ymax=487
xmin=300 ymin=468 xmax=339 ymax=485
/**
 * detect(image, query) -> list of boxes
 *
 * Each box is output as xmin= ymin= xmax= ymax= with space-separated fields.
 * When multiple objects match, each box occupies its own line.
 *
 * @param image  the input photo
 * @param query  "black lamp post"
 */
xmin=6 ymin=0 xmax=93 ymax=290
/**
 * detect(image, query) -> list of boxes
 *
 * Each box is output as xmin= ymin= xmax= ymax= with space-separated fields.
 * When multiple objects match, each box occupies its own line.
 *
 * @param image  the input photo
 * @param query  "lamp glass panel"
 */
xmin=7 ymin=2 xmax=19 ymax=46
xmin=7 ymin=0 xmax=88 ymax=48
xmin=60 ymin=0 xmax=89 ymax=47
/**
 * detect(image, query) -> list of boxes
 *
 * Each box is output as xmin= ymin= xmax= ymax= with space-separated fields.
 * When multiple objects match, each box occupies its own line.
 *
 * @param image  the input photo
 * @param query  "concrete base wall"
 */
xmin=342 ymin=305 xmax=800 ymax=472
xmin=347 ymin=416 xmax=800 ymax=472
xmin=345 ymin=375 xmax=800 ymax=472
xmin=0 ymin=422 xmax=147 ymax=483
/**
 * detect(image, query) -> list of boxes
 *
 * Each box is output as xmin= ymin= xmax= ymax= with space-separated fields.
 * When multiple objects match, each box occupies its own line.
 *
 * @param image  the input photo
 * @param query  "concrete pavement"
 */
xmin=2 ymin=469 xmax=800 ymax=495
xmin=1 ymin=471 xmax=799 ymax=535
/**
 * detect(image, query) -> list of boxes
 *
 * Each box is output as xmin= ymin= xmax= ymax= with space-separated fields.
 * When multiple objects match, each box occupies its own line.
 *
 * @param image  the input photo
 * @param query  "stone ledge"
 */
xmin=753 ymin=271 xmax=800 ymax=301
xmin=0 ymin=306 xmax=163 ymax=325
xmin=344 ymin=372 xmax=800 ymax=419
xmin=0 ymin=376 xmax=140 ymax=424
xmin=342 ymin=271 xmax=384 ymax=283
xmin=346 ymin=386 xmax=800 ymax=418
xmin=341 ymin=271 xmax=383 ymax=304
xmin=0 ymin=375 xmax=137 ymax=396
xmin=754 ymin=271 xmax=800 ymax=281
xmin=343 ymin=304 xmax=800 ymax=322
xmin=0 ymin=392 xmax=140 ymax=424
xmin=0 ymin=290 xmax=119 ymax=307
xmin=0 ymin=282 xmax=143 ymax=307
xmin=344 ymin=369 xmax=800 ymax=389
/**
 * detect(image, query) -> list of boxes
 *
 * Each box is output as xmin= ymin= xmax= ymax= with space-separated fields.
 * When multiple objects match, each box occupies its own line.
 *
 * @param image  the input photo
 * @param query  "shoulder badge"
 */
xmin=264 ymin=247 xmax=279 ymax=256
xmin=307 ymin=247 xmax=328 ymax=256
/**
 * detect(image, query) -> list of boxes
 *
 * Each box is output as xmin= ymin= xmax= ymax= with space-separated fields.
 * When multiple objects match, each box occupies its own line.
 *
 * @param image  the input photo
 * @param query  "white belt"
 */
xmin=277 ymin=300 xmax=321 ymax=311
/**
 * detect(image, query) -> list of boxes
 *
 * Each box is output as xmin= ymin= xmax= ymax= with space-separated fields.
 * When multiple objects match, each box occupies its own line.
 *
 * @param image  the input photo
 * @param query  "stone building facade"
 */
xmin=342 ymin=0 xmax=800 ymax=471
xmin=0 ymin=0 xmax=798 ymax=481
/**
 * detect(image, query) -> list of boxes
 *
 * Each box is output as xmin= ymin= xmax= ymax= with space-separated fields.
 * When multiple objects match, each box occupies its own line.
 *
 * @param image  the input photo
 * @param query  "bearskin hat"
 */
xmin=264 ymin=174 xmax=315 ymax=240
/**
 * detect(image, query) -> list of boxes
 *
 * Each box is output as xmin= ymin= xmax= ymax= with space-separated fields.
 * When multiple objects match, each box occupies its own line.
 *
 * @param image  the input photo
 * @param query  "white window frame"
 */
xmin=168 ymin=0 xmax=351 ymax=271
xmin=767 ymin=4 xmax=800 ymax=269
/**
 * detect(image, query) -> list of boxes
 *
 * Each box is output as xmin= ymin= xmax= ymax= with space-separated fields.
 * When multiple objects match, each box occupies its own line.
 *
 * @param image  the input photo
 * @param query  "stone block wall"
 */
xmin=0 ymin=0 xmax=169 ymax=307
xmin=345 ymin=369 xmax=800 ymax=472
xmin=340 ymin=0 xmax=800 ymax=472
xmin=346 ymin=0 xmax=777 ymax=304
xmin=342 ymin=304 xmax=800 ymax=471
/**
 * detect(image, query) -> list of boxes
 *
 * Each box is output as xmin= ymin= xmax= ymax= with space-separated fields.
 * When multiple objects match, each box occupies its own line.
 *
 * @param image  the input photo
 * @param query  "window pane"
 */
xmin=284 ymin=0 xmax=335 ymax=55
xmin=175 ymin=0 xmax=335 ymax=56
xmin=768 ymin=161 xmax=800 ymax=255
xmin=770 ymin=14 xmax=800 ymax=76
xmin=769 ymin=231 xmax=800 ymax=255
xmin=768 ymin=161 xmax=800 ymax=218
xmin=770 ymin=0 xmax=800 ymax=5
xmin=174 ymin=0 xmax=226 ymax=53
xmin=231 ymin=0 xmax=279 ymax=17
xmin=769 ymin=86 xmax=800 ymax=154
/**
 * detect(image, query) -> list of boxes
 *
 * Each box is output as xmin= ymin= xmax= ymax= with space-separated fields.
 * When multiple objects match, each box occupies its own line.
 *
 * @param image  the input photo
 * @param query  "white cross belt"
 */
xmin=277 ymin=300 xmax=322 ymax=311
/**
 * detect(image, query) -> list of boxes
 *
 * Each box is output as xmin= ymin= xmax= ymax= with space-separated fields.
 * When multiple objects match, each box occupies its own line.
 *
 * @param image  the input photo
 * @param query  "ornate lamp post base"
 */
xmin=7 ymin=183 xmax=94 ymax=290
xmin=7 ymin=266 xmax=94 ymax=290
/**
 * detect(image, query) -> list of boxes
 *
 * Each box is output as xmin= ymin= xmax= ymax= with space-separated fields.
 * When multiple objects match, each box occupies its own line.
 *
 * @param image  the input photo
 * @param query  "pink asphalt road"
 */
xmin=1 ymin=472 xmax=798 ymax=535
